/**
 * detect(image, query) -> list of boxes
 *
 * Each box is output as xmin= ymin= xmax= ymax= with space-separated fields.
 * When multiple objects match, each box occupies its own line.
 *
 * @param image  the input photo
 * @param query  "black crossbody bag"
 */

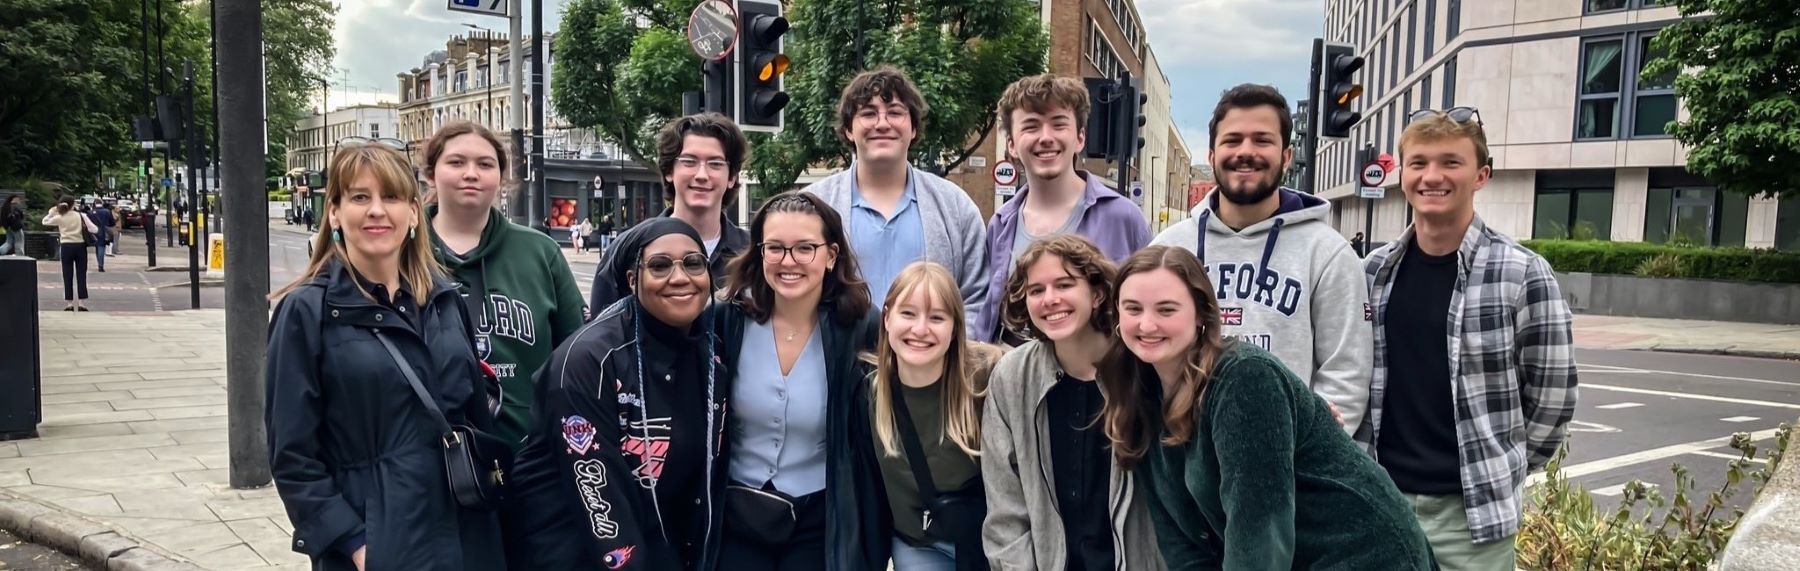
xmin=890 ymin=380 xmax=986 ymax=545
xmin=374 ymin=330 xmax=513 ymax=510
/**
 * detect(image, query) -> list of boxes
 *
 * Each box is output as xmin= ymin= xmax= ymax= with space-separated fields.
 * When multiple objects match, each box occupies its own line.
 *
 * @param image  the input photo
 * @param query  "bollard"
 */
xmin=0 ymin=256 xmax=41 ymax=440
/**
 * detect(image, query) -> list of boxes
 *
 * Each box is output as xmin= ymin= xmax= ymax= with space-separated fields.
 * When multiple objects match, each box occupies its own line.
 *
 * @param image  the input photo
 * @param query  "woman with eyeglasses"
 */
xmin=715 ymin=191 xmax=888 ymax=571
xmin=503 ymin=217 xmax=731 ymax=570
xmin=422 ymin=121 xmax=588 ymax=449
xmin=265 ymin=144 xmax=505 ymax=571
xmin=1097 ymin=246 xmax=1433 ymax=570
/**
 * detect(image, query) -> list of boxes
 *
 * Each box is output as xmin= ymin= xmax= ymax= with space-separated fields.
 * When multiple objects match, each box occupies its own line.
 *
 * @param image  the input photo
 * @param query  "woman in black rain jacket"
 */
xmin=503 ymin=218 xmax=732 ymax=570
xmin=264 ymin=143 xmax=504 ymax=571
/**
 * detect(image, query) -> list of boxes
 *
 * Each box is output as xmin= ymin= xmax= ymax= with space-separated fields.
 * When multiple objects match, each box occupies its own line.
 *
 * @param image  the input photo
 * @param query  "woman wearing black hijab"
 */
xmin=503 ymin=218 xmax=730 ymax=570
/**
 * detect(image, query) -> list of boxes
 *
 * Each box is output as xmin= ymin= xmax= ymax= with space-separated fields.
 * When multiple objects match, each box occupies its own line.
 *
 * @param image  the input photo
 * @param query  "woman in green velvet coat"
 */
xmin=1095 ymin=245 xmax=1436 ymax=570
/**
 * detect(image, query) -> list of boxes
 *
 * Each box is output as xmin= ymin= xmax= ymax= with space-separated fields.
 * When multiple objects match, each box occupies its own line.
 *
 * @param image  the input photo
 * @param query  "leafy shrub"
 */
xmin=1524 ymin=240 xmax=1800 ymax=284
xmin=1518 ymin=424 xmax=1792 ymax=570
xmin=268 ymin=190 xmax=292 ymax=202
xmin=1634 ymin=254 xmax=1686 ymax=278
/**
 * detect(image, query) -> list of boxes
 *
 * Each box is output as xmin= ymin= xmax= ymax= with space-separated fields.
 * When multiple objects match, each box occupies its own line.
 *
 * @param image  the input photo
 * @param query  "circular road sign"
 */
xmin=993 ymin=160 xmax=1018 ymax=186
xmin=686 ymin=0 xmax=739 ymax=63
xmin=1361 ymin=162 xmax=1385 ymax=186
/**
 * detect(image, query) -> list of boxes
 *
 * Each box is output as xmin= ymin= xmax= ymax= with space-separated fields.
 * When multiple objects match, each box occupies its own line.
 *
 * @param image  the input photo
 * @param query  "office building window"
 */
xmin=1577 ymin=37 xmax=1624 ymax=139
xmin=1577 ymin=32 xmax=1673 ymax=140
xmin=1447 ymin=0 xmax=1460 ymax=41
xmin=1419 ymin=74 xmax=1432 ymax=111
xmin=1643 ymin=169 xmax=1748 ymax=246
xmin=1777 ymin=197 xmax=1800 ymax=252
xmin=1390 ymin=30 xmax=1400 ymax=86
xmin=1425 ymin=0 xmax=1437 ymax=55
xmin=1534 ymin=171 xmax=1616 ymax=240
xmin=1634 ymin=34 xmax=1677 ymax=137
xmin=1406 ymin=5 xmax=1417 ymax=75
xmin=1587 ymin=0 xmax=1668 ymax=13
xmin=1442 ymin=56 xmax=1457 ymax=108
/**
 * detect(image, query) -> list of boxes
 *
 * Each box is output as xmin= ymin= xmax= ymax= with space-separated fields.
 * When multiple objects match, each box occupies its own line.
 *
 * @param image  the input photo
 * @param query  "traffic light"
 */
xmin=1115 ymin=78 xmax=1147 ymax=166
xmin=1317 ymin=41 xmax=1364 ymax=139
xmin=1082 ymin=78 xmax=1116 ymax=159
xmin=734 ymin=0 xmax=788 ymax=132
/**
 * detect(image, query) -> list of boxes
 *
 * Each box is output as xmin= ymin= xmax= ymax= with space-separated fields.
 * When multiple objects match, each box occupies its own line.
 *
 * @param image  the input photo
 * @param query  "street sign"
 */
xmin=1359 ymin=186 xmax=1385 ymax=199
xmin=995 ymin=185 xmax=1017 ymax=197
xmin=686 ymin=0 xmax=739 ymax=63
xmin=1360 ymin=162 xmax=1385 ymax=186
xmin=992 ymin=160 xmax=1018 ymax=186
xmin=447 ymin=0 xmax=508 ymax=18
xmin=162 ymin=177 xmax=173 ymax=188
xmin=1129 ymin=181 xmax=1144 ymax=205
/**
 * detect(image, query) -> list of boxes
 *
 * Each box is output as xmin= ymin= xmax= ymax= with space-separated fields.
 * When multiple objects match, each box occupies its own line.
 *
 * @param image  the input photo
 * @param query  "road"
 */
xmin=1548 ymin=349 xmax=1799 ymax=516
xmin=0 ymin=528 xmax=94 ymax=570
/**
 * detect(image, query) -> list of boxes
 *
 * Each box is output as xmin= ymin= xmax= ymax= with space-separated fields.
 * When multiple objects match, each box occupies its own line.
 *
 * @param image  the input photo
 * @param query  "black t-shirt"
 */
xmin=638 ymin=313 xmax=711 ymax=562
xmin=1044 ymin=374 xmax=1115 ymax=571
xmin=1377 ymin=239 xmax=1464 ymax=495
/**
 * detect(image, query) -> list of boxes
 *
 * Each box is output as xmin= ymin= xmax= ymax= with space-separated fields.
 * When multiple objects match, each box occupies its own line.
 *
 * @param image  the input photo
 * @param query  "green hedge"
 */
xmin=1522 ymin=240 xmax=1800 ymax=284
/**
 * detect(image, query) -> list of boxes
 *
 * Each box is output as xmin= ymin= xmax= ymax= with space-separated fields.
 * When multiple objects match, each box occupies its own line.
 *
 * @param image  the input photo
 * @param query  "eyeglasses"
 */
xmin=759 ymin=242 xmax=823 ymax=265
xmin=1407 ymin=107 xmax=1483 ymax=126
xmin=334 ymin=137 xmax=411 ymax=155
xmin=675 ymin=156 xmax=731 ymax=172
xmin=640 ymin=253 xmax=709 ymax=279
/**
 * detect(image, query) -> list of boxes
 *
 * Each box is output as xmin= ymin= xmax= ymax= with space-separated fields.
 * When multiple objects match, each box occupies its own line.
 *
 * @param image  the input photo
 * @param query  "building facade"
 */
xmin=285 ymin=104 xmax=400 ymax=176
xmin=1314 ymin=0 xmax=1799 ymax=251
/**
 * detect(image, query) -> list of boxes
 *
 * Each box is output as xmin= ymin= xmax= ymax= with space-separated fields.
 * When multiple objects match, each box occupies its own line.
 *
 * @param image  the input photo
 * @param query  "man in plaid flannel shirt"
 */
xmin=1354 ymin=108 xmax=1578 ymax=570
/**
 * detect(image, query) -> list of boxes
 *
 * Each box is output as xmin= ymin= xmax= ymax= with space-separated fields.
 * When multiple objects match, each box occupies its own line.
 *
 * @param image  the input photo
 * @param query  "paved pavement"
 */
xmin=0 ymin=219 xmax=1791 ymax=569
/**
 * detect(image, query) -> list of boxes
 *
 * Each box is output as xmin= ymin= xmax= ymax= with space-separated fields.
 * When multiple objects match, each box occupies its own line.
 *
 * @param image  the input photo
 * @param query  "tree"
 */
xmin=0 ymin=0 xmax=141 ymax=187
xmin=552 ymin=0 xmax=1047 ymax=196
xmin=262 ymin=0 xmax=337 ymax=179
xmin=1646 ymin=0 xmax=1800 ymax=198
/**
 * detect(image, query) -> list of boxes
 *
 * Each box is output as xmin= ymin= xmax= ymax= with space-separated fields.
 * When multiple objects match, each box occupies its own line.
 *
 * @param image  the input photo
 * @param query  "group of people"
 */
xmin=264 ymin=67 xmax=1577 ymax=571
xmin=11 ymin=195 xmax=125 ymax=311
xmin=567 ymin=215 xmax=614 ymax=254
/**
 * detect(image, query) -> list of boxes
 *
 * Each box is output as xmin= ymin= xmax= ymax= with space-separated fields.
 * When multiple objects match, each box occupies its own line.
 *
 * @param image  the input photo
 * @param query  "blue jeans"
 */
xmin=94 ymin=239 xmax=107 ymax=270
xmin=890 ymin=536 xmax=955 ymax=571
xmin=0 ymin=230 xmax=22 ymax=255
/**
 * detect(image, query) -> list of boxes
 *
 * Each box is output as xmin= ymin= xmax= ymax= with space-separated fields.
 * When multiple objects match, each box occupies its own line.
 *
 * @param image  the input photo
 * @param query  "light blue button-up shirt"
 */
xmin=729 ymin=319 xmax=829 ymax=495
xmin=848 ymin=169 xmax=926 ymax=304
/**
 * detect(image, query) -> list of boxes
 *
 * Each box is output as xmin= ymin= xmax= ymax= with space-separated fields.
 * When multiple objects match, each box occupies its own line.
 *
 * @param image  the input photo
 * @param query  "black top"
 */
xmin=1044 ymin=374 xmax=1114 ymax=571
xmin=640 ymin=311 xmax=711 ymax=560
xmin=1378 ymin=239 xmax=1464 ymax=495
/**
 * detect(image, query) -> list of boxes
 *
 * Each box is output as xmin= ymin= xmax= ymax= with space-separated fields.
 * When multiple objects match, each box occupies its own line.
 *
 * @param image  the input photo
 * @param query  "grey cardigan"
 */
xmin=806 ymin=166 xmax=990 ymax=326
xmin=980 ymin=340 xmax=1167 ymax=571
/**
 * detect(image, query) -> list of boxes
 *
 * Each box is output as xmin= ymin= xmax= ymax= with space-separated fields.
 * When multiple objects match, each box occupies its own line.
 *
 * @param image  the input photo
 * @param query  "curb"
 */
xmin=1632 ymin=346 xmax=1800 ymax=361
xmin=0 ymin=489 xmax=204 ymax=571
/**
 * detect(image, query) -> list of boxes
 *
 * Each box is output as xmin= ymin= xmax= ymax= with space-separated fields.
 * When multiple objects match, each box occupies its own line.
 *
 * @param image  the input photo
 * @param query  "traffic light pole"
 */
xmin=530 ymin=0 xmax=545 ymax=230
xmin=1360 ymin=144 xmax=1375 ymax=257
xmin=183 ymin=63 xmax=201 ymax=310
xmin=218 ymin=0 xmax=272 ymax=489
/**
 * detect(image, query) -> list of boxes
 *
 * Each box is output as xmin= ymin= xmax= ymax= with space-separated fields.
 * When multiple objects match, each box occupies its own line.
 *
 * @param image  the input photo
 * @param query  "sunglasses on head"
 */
xmin=640 ymin=252 xmax=709 ymax=279
xmin=334 ymin=136 xmax=411 ymax=155
xmin=1407 ymin=106 xmax=1482 ymax=126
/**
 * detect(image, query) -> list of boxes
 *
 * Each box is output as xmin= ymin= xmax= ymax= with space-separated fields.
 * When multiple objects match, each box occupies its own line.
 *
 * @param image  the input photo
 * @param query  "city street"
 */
xmin=0 ymin=528 xmax=94 ymax=570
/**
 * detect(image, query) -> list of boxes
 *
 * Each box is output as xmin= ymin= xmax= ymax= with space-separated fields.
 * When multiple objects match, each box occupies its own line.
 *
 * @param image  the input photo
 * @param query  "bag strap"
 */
xmin=373 ymin=330 xmax=453 ymax=432
xmin=888 ymin=378 xmax=942 ymax=504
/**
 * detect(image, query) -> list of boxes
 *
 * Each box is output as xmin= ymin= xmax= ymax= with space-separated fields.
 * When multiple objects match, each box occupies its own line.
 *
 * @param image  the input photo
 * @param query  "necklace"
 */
xmin=785 ymin=329 xmax=799 ymax=342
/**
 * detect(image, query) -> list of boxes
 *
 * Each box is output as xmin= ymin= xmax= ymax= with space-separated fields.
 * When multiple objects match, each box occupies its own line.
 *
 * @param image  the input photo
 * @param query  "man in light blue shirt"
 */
xmin=807 ymin=66 xmax=989 ymax=322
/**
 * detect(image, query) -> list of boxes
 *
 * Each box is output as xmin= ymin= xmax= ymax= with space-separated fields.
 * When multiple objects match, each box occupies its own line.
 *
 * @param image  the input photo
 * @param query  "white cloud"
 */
xmin=1136 ymin=0 xmax=1319 ymax=67
xmin=330 ymin=0 xmax=572 ymax=105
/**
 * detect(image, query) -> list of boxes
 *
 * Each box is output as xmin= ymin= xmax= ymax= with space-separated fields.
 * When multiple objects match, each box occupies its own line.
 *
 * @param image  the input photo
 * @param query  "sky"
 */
xmin=330 ymin=0 xmax=1325 ymax=168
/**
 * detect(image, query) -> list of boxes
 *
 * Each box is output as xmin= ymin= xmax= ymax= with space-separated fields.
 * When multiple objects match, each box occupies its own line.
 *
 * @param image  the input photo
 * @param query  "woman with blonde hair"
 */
xmin=862 ymin=261 xmax=1001 ymax=571
xmin=1098 ymin=246 xmax=1432 ymax=569
xmin=265 ymin=142 xmax=505 ymax=571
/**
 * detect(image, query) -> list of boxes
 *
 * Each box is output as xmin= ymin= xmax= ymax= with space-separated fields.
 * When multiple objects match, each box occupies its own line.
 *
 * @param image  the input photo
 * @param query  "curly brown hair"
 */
xmin=721 ymin=191 xmax=871 ymax=326
xmin=1096 ymin=246 xmax=1229 ymax=469
xmin=1001 ymin=234 xmax=1118 ymax=341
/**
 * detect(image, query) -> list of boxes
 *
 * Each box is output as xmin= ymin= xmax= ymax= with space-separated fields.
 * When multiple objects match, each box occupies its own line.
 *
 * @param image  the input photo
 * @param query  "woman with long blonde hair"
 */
xmin=862 ymin=262 xmax=1000 ymax=571
xmin=265 ymin=143 xmax=505 ymax=571
xmin=1097 ymin=246 xmax=1432 ymax=569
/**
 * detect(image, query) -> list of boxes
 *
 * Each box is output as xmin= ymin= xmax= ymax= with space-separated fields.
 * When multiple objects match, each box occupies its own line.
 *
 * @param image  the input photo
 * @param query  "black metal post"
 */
xmin=141 ymin=0 xmax=157 ymax=267
xmin=184 ymin=63 xmax=201 ymax=310
xmin=1360 ymin=144 xmax=1375 ymax=257
xmin=218 ymin=0 xmax=272 ymax=488
xmin=531 ymin=0 xmax=546 ymax=230
xmin=208 ymin=0 xmax=219 ymax=245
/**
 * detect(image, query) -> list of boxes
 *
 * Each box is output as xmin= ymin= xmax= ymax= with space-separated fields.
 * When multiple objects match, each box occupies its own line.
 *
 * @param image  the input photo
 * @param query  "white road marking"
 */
xmin=1590 ymin=483 xmax=1657 ymax=497
xmin=1568 ymin=420 xmax=1622 ymax=433
xmin=1596 ymin=402 xmax=1644 ymax=410
xmin=1583 ymin=384 xmax=1800 ymax=411
xmin=1528 ymin=426 xmax=1786 ymax=486
xmin=1721 ymin=416 xmax=1760 ymax=423
xmin=1691 ymin=450 xmax=1768 ymax=464
xmin=1580 ymin=366 xmax=1799 ymax=389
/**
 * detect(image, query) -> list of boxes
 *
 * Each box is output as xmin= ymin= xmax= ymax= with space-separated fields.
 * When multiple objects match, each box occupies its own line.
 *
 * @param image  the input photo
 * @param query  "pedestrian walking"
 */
xmin=589 ymin=114 xmax=753 ymax=314
xmin=1150 ymin=84 xmax=1373 ymax=436
xmin=597 ymin=215 xmax=615 ymax=253
xmin=569 ymin=217 xmax=588 ymax=253
xmin=975 ymin=74 xmax=1153 ymax=345
xmin=864 ymin=262 xmax=1002 ymax=571
xmin=0 ymin=195 xmax=26 ymax=256
xmin=421 ymin=121 xmax=587 ymax=448
xmin=265 ymin=142 xmax=507 ymax=571
xmin=504 ymin=218 xmax=731 ymax=570
xmin=1098 ymin=245 xmax=1434 ymax=570
xmin=1350 ymin=231 xmax=1366 ymax=257
xmin=43 ymin=198 xmax=98 ymax=311
xmin=806 ymin=67 xmax=990 ymax=323
xmin=1361 ymin=108 xmax=1577 ymax=570
xmin=980 ymin=235 xmax=1165 ymax=571
xmin=714 ymin=191 xmax=888 ymax=570
xmin=90 ymin=203 xmax=117 ymax=272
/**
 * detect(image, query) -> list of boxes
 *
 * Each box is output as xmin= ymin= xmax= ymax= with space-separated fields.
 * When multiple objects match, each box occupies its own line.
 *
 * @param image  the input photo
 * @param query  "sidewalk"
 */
xmin=3 ymin=309 xmax=1795 ymax=570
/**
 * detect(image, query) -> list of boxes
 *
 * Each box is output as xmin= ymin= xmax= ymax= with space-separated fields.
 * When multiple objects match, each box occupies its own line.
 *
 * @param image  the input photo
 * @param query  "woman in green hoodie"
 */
xmin=1096 ymin=245 xmax=1434 ymax=570
xmin=422 ymin=121 xmax=588 ymax=447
